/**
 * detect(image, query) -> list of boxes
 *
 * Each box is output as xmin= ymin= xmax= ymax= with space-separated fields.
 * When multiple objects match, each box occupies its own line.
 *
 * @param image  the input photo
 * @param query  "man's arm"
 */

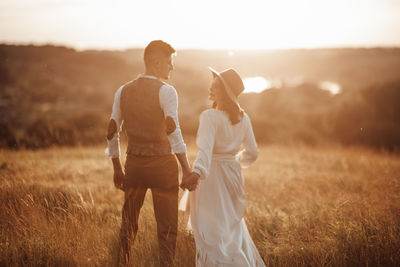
xmin=165 ymin=117 xmax=192 ymax=184
xmin=166 ymin=120 xmax=197 ymax=190
xmin=176 ymin=152 xmax=199 ymax=191
xmin=159 ymin=84 xmax=199 ymax=189
xmin=175 ymin=152 xmax=191 ymax=177
xmin=106 ymin=85 xmax=124 ymax=191
xmin=107 ymin=119 xmax=124 ymax=190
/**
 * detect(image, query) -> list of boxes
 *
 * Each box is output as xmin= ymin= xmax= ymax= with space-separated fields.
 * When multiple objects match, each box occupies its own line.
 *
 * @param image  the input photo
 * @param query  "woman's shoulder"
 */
xmin=200 ymin=109 xmax=250 ymax=120
xmin=242 ymin=111 xmax=250 ymax=121
xmin=199 ymin=109 xmax=227 ymax=124
xmin=200 ymin=108 xmax=223 ymax=118
xmin=239 ymin=111 xmax=253 ymax=128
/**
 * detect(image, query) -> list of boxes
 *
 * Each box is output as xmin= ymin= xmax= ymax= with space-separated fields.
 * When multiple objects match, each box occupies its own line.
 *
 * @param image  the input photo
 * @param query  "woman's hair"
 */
xmin=213 ymin=78 xmax=244 ymax=125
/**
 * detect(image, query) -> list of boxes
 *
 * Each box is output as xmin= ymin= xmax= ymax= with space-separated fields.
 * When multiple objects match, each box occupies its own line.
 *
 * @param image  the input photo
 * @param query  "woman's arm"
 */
xmin=192 ymin=110 xmax=217 ymax=180
xmin=236 ymin=114 xmax=259 ymax=168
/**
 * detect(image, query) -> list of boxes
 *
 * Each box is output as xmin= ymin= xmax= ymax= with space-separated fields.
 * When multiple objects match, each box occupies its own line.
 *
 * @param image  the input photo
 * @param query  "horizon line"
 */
xmin=1 ymin=41 xmax=400 ymax=52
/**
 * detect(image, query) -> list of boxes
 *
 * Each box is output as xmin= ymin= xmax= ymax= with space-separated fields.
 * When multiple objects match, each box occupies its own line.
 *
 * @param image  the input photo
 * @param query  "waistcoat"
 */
xmin=120 ymin=77 xmax=172 ymax=156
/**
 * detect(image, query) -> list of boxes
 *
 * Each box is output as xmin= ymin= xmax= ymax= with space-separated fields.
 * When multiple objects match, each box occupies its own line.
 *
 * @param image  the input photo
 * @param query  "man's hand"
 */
xmin=113 ymin=168 xmax=125 ymax=191
xmin=180 ymin=172 xmax=200 ymax=191
xmin=111 ymin=157 xmax=124 ymax=191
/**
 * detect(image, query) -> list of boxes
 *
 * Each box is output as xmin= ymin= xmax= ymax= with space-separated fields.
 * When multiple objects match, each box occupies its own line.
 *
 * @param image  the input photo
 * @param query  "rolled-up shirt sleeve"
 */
xmin=105 ymin=85 xmax=123 ymax=158
xmin=159 ymin=84 xmax=187 ymax=154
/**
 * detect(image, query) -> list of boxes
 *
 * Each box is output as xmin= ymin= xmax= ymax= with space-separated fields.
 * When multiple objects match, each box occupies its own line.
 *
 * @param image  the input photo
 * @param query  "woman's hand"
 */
xmin=180 ymin=172 xmax=200 ymax=191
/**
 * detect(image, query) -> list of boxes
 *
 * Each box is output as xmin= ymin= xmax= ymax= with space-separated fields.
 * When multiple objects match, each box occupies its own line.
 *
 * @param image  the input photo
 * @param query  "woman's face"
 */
xmin=209 ymin=77 xmax=224 ymax=103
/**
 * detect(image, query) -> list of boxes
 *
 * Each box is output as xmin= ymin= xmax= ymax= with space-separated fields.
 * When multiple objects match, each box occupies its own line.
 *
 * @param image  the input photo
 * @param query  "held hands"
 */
xmin=180 ymin=171 xmax=200 ymax=191
xmin=113 ymin=168 xmax=125 ymax=191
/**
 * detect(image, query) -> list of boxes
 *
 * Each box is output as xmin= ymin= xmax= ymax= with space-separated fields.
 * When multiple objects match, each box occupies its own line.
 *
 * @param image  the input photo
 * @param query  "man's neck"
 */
xmin=144 ymin=70 xmax=160 ymax=79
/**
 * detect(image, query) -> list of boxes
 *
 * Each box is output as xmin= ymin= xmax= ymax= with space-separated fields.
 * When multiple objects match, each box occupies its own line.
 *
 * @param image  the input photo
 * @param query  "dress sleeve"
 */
xmin=192 ymin=111 xmax=216 ymax=180
xmin=236 ymin=114 xmax=258 ymax=168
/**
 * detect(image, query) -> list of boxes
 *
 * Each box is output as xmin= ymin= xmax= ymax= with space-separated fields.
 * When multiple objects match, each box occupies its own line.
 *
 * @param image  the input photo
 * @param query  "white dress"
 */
xmin=180 ymin=109 xmax=265 ymax=267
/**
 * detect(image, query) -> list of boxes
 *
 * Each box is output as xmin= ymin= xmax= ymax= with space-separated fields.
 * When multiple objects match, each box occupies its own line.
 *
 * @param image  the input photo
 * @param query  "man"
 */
xmin=106 ymin=40 xmax=197 ymax=266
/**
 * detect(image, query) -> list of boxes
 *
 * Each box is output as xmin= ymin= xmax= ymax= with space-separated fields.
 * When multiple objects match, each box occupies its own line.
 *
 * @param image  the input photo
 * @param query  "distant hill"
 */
xmin=1 ymin=44 xmax=399 ymax=149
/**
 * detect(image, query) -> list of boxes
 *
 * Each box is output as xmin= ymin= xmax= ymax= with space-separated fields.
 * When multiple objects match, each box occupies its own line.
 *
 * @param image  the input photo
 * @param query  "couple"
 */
xmin=106 ymin=40 xmax=265 ymax=267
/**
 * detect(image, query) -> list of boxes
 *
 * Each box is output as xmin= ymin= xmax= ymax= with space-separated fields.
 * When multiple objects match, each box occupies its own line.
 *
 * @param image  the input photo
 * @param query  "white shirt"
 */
xmin=105 ymin=74 xmax=186 ymax=158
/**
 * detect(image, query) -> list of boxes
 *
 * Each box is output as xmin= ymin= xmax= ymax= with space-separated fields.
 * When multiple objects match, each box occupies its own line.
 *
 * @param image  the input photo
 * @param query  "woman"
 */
xmin=180 ymin=67 xmax=265 ymax=266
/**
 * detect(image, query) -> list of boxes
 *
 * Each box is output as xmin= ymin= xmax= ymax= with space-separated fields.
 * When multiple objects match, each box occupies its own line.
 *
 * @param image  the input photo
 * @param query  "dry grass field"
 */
xmin=1 ymin=144 xmax=400 ymax=266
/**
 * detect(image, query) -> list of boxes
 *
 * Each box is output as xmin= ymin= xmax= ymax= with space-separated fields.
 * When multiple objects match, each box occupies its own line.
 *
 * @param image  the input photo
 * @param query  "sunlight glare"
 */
xmin=0 ymin=0 xmax=399 ymax=50
xmin=243 ymin=77 xmax=271 ymax=94
xmin=319 ymin=81 xmax=341 ymax=95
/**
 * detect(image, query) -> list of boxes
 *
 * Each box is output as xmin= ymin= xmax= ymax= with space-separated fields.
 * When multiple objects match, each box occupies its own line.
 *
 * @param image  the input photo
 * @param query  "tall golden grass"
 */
xmin=1 ymin=144 xmax=399 ymax=266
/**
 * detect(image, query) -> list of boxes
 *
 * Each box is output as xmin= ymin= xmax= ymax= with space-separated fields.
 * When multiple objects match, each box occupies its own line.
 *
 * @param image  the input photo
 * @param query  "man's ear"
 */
xmin=153 ymin=59 xmax=161 ymax=72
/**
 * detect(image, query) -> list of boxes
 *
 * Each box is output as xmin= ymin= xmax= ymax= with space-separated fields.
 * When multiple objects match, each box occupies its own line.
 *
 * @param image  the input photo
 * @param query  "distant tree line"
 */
xmin=0 ymin=44 xmax=399 ymax=151
xmin=332 ymin=80 xmax=400 ymax=150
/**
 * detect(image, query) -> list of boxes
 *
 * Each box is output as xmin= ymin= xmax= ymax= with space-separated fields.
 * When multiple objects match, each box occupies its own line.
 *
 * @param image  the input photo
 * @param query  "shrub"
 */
xmin=0 ymin=122 xmax=18 ymax=148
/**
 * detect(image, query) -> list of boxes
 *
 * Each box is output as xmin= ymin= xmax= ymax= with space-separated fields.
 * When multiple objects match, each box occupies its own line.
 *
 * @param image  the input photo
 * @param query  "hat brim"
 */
xmin=208 ymin=67 xmax=239 ymax=105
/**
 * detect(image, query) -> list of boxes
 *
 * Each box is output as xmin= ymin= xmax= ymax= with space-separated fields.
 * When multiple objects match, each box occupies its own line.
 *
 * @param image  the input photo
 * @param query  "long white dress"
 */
xmin=181 ymin=109 xmax=265 ymax=267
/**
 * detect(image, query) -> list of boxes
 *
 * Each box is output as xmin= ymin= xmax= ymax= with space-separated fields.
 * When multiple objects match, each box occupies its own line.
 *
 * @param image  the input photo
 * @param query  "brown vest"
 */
xmin=120 ymin=77 xmax=172 ymax=156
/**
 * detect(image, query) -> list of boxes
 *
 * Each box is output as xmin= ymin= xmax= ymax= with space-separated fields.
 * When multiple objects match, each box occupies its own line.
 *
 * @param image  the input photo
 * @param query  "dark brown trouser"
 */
xmin=119 ymin=154 xmax=178 ymax=266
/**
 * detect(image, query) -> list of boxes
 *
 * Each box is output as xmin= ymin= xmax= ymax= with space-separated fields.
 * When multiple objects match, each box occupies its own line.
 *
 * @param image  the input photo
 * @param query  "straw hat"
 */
xmin=208 ymin=67 xmax=244 ymax=105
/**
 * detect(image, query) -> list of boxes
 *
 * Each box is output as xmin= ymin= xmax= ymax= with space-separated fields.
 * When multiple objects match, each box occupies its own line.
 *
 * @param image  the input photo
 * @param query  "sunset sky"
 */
xmin=1 ymin=0 xmax=399 ymax=50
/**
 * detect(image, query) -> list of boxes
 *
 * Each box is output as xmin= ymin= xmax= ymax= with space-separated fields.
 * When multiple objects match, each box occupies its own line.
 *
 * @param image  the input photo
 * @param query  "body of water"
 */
xmin=243 ymin=77 xmax=341 ymax=95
